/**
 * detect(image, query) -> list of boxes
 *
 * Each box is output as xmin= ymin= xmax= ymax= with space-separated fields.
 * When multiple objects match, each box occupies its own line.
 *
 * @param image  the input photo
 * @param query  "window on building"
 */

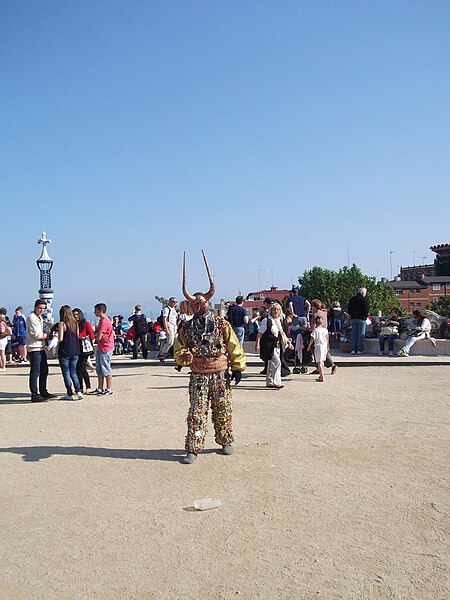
xmin=395 ymin=289 xmax=403 ymax=295
xmin=432 ymin=283 xmax=441 ymax=291
xmin=416 ymin=302 xmax=421 ymax=307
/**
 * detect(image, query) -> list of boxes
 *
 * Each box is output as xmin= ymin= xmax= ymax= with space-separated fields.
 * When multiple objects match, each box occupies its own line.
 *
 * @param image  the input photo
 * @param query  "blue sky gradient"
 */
xmin=1 ymin=1 xmax=449 ymax=317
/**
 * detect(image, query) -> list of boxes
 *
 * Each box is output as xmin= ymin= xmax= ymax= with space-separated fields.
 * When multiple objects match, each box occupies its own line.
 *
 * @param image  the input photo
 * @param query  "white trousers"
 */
xmin=160 ymin=325 xmax=176 ymax=356
xmin=266 ymin=347 xmax=282 ymax=387
xmin=403 ymin=332 xmax=428 ymax=353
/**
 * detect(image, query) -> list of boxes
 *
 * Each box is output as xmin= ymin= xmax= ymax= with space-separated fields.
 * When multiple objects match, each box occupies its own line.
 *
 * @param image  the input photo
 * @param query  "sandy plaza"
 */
xmin=0 ymin=357 xmax=448 ymax=600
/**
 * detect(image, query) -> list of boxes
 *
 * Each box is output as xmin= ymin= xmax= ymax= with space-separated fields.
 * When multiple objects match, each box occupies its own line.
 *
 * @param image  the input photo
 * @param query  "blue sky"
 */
xmin=1 ymin=1 xmax=449 ymax=318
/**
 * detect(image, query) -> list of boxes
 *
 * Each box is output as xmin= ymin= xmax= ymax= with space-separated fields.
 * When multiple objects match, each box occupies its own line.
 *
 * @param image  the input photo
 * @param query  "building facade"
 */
xmin=385 ymin=243 xmax=450 ymax=313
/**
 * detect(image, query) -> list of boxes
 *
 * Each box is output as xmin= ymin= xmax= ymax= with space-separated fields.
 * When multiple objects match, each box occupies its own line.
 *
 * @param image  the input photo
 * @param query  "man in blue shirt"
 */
xmin=288 ymin=288 xmax=311 ymax=330
xmin=226 ymin=296 xmax=249 ymax=347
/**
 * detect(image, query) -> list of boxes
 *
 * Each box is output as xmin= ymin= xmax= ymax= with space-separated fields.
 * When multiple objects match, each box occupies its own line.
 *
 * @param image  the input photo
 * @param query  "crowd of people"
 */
xmin=0 ymin=287 xmax=443 ymax=402
xmin=0 ymin=264 xmax=446 ymax=466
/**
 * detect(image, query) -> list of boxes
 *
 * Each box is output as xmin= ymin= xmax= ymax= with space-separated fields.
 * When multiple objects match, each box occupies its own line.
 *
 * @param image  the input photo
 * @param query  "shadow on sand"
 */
xmin=0 ymin=445 xmax=220 ymax=463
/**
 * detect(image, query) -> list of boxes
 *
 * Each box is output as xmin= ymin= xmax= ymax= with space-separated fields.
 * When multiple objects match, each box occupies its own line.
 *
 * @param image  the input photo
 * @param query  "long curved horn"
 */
xmin=202 ymin=249 xmax=215 ymax=301
xmin=182 ymin=252 xmax=196 ymax=303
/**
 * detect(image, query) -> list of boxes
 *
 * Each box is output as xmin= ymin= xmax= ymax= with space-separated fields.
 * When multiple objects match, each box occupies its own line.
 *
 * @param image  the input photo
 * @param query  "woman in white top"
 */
xmin=307 ymin=315 xmax=329 ymax=382
xmin=398 ymin=310 xmax=435 ymax=356
xmin=255 ymin=302 xmax=291 ymax=389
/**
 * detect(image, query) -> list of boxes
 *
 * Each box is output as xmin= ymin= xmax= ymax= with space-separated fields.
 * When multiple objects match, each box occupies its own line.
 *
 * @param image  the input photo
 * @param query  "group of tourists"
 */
xmin=23 ymin=299 xmax=114 ymax=403
xmin=1 ymin=251 xmax=443 ymax=466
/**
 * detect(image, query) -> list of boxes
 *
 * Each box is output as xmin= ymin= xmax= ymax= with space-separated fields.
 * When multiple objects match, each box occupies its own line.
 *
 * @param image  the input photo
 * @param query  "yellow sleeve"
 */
xmin=223 ymin=320 xmax=246 ymax=372
xmin=174 ymin=334 xmax=192 ymax=367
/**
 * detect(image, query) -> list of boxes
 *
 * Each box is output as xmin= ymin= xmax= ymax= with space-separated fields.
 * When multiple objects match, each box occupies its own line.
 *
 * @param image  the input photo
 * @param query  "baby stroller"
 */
xmin=290 ymin=317 xmax=313 ymax=374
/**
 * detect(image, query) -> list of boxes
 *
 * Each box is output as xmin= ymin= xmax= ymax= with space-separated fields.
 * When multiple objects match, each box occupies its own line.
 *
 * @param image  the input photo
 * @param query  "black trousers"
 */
xmin=133 ymin=334 xmax=148 ymax=359
xmin=28 ymin=350 xmax=49 ymax=399
xmin=76 ymin=353 xmax=91 ymax=391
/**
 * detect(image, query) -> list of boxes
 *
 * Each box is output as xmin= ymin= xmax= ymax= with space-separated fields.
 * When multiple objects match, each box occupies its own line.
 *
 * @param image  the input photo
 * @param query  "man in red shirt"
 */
xmin=93 ymin=303 xmax=114 ymax=396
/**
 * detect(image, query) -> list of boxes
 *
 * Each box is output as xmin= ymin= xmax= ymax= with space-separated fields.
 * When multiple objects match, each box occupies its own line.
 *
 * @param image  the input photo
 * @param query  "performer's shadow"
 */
xmin=0 ymin=445 xmax=206 ymax=463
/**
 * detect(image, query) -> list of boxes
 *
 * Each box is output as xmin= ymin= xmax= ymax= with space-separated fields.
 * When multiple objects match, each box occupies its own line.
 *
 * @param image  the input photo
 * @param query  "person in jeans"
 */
xmin=348 ymin=288 xmax=369 ymax=354
xmin=378 ymin=308 xmax=401 ymax=356
xmin=226 ymin=295 xmax=249 ymax=347
xmin=92 ymin=303 xmax=114 ymax=395
xmin=58 ymin=305 xmax=83 ymax=400
xmin=26 ymin=299 xmax=54 ymax=402
xmin=13 ymin=306 xmax=28 ymax=363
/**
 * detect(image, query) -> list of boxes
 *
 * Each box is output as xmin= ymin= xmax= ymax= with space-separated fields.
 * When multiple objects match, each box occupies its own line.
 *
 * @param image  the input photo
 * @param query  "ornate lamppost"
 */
xmin=36 ymin=231 xmax=54 ymax=323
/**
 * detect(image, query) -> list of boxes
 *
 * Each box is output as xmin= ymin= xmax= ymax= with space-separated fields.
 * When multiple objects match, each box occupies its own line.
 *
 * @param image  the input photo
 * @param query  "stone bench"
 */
xmin=354 ymin=338 xmax=450 ymax=356
xmin=243 ymin=339 xmax=450 ymax=356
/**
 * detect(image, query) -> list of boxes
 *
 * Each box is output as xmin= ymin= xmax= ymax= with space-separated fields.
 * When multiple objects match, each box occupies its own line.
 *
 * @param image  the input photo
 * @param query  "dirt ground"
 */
xmin=0 ymin=360 xmax=448 ymax=600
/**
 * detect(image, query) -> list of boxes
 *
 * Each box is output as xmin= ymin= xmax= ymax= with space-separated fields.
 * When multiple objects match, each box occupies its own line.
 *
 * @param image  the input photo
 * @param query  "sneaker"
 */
xmin=430 ymin=338 xmax=437 ymax=347
xmin=356 ymin=351 xmax=364 ymax=355
xmin=42 ymin=393 xmax=57 ymax=399
xmin=350 ymin=351 xmax=356 ymax=355
xmin=222 ymin=444 xmax=234 ymax=456
xmin=61 ymin=394 xmax=75 ymax=400
xmin=90 ymin=388 xmax=103 ymax=395
xmin=102 ymin=389 xmax=113 ymax=396
xmin=378 ymin=352 xmax=385 ymax=356
xmin=183 ymin=452 xmax=197 ymax=464
xmin=159 ymin=356 xmax=165 ymax=362
xmin=397 ymin=349 xmax=409 ymax=357
xmin=331 ymin=364 xmax=337 ymax=375
xmin=77 ymin=392 xmax=84 ymax=400
xmin=388 ymin=351 xmax=394 ymax=357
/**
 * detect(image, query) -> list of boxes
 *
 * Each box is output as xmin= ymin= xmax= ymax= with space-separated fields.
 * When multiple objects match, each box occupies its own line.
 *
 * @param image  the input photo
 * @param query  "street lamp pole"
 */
xmin=389 ymin=251 xmax=396 ymax=280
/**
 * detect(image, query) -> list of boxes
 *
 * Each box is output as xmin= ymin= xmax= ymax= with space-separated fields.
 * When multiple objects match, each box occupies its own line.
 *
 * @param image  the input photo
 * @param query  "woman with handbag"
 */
xmin=378 ymin=308 xmax=401 ymax=356
xmin=255 ymin=302 xmax=291 ymax=389
xmin=73 ymin=308 xmax=95 ymax=394
xmin=58 ymin=305 xmax=83 ymax=400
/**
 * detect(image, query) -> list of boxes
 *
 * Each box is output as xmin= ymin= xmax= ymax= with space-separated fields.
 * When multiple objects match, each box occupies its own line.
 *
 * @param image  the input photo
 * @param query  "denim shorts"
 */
xmin=96 ymin=350 xmax=113 ymax=376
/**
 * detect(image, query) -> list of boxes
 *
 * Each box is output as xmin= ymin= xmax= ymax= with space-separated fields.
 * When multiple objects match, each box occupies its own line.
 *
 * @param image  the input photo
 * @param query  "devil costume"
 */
xmin=174 ymin=251 xmax=246 ymax=463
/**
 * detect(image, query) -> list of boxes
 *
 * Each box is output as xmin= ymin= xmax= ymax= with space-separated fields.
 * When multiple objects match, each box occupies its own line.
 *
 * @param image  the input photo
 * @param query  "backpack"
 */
xmin=133 ymin=315 xmax=148 ymax=335
xmin=157 ymin=306 xmax=175 ymax=328
xmin=156 ymin=310 xmax=165 ymax=328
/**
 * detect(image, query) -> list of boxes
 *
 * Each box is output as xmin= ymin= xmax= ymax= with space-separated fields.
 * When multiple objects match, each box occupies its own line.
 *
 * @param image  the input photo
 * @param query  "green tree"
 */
xmin=154 ymin=295 xmax=169 ymax=307
xmin=426 ymin=295 xmax=450 ymax=315
xmin=298 ymin=264 xmax=401 ymax=315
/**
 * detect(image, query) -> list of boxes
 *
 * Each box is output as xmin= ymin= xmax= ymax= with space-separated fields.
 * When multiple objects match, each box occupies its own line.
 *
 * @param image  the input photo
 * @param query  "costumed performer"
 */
xmin=174 ymin=250 xmax=246 ymax=464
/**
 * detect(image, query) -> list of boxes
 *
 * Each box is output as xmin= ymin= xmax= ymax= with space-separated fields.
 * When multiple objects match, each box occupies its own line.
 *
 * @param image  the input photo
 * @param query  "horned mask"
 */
xmin=182 ymin=250 xmax=215 ymax=315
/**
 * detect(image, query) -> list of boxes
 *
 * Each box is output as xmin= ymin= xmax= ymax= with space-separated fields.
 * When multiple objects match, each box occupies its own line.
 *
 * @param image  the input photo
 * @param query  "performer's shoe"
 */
xmin=174 ymin=365 xmax=182 ymax=372
xmin=222 ymin=445 xmax=234 ymax=456
xmin=260 ymin=369 xmax=267 ymax=375
xmin=331 ymin=365 xmax=337 ymax=375
xmin=183 ymin=452 xmax=197 ymax=464
xmin=266 ymin=384 xmax=284 ymax=389
xmin=310 ymin=369 xmax=319 ymax=375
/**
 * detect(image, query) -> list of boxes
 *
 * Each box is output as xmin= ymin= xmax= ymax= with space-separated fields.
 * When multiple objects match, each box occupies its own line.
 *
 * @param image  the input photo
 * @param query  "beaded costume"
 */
xmin=174 ymin=251 xmax=246 ymax=460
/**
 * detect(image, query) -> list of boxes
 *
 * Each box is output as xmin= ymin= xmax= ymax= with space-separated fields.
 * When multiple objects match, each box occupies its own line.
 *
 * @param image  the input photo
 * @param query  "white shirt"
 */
xmin=163 ymin=306 xmax=177 ymax=329
xmin=310 ymin=326 xmax=329 ymax=349
xmin=259 ymin=317 xmax=280 ymax=337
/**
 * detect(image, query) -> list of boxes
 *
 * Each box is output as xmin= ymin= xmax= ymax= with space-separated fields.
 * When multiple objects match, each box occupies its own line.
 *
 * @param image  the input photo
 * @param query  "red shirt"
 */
xmin=97 ymin=317 xmax=114 ymax=352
